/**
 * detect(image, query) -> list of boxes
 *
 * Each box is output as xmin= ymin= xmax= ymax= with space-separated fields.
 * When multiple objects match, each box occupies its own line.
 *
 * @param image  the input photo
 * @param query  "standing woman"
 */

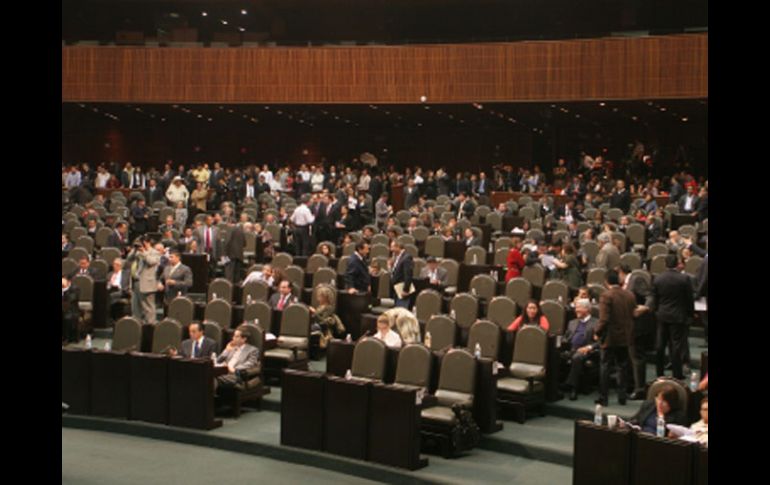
xmin=552 ymin=243 xmax=583 ymax=291
xmin=191 ymin=182 xmax=208 ymax=212
xmin=505 ymin=236 xmax=526 ymax=282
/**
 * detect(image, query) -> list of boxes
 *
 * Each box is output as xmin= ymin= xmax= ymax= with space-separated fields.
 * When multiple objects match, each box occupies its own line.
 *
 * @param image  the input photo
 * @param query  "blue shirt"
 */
xmin=570 ymin=317 xmax=591 ymax=349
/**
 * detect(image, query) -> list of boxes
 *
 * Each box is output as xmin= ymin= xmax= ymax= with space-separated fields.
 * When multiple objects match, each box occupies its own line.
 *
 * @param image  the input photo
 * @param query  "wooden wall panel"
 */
xmin=62 ymin=34 xmax=707 ymax=104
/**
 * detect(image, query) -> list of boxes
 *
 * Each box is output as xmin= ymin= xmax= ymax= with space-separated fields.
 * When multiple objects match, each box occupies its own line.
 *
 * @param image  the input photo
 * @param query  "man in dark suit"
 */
xmin=696 ymin=253 xmax=708 ymax=344
xmin=462 ymin=227 xmax=481 ymax=248
xmin=344 ymin=241 xmax=371 ymax=294
xmin=224 ymin=221 xmax=245 ymax=284
xmin=560 ymin=299 xmax=599 ymax=400
xmin=650 ymin=254 xmax=694 ymax=380
xmin=145 ymin=178 xmax=165 ymax=206
xmin=160 ymin=249 xmax=193 ymax=304
xmin=404 ymin=179 xmax=420 ymax=208
xmin=195 ymin=214 xmax=221 ymax=274
xmin=419 ymin=257 xmax=449 ymax=286
xmin=668 ymin=176 xmax=685 ymax=204
xmin=62 ymin=275 xmax=80 ymax=343
xmin=389 ymin=240 xmax=413 ymax=309
xmin=454 ymin=192 xmax=475 ymax=219
xmin=609 ymin=180 xmax=631 ymax=214
xmin=170 ymin=322 xmax=216 ymax=359
xmin=565 ymin=176 xmax=586 ymax=201
xmin=269 ymin=280 xmax=298 ymax=310
xmin=618 ymin=265 xmax=655 ymax=399
xmin=451 ymin=173 xmax=472 ymax=197
xmin=678 ymin=185 xmax=701 ymax=214
xmin=73 ymin=256 xmax=99 ymax=279
xmin=595 ymin=269 xmax=636 ymax=406
xmin=474 ymin=172 xmax=489 ymax=197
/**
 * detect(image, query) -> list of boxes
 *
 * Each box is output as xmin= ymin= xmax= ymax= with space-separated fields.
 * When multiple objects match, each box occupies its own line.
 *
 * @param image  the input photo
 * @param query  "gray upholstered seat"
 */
xmin=242 ymin=280 xmax=270 ymax=303
xmin=312 ymin=267 xmax=337 ymax=288
xmin=168 ymin=296 xmax=194 ymax=326
xmin=421 ymin=349 xmax=477 ymax=428
xmin=497 ymin=325 xmax=548 ymax=422
xmin=351 ymin=338 xmax=387 ymax=381
xmin=467 ymin=320 xmax=500 ymax=361
xmin=394 ymin=344 xmax=432 ymax=389
xmin=540 ymin=300 xmax=566 ymax=336
xmin=470 ymin=274 xmax=497 ymax=300
xmin=505 ymin=277 xmax=532 ymax=309
xmin=112 ymin=317 xmax=142 ymax=352
xmin=271 ymin=252 xmax=293 ymax=270
xmin=263 ymin=304 xmax=310 ymax=364
xmin=306 ymin=254 xmax=329 ymax=274
xmin=151 ymin=318 xmax=183 ymax=354
xmin=72 ymin=274 xmax=94 ymax=311
xmin=487 ymin=296 xmax=517 ymax=330
xmin=243 ymin=301 xmax=272 ymax=330
xmin=415 ymin=289 xmax=442 ymax=323
xmin=541 ymin=280 xmax=569 ymax=303
xmin=208 ymin=278 xmax=233 ymax=302
xmin=425 ymin=315 xmax=456 ymax=351
xmin=450 ymin=293 xmax=478 ymax=329
xmin=203 ymin=320 xmax=223 ymax=353
xmin=204 ymin=299 xmax=232 ymax=329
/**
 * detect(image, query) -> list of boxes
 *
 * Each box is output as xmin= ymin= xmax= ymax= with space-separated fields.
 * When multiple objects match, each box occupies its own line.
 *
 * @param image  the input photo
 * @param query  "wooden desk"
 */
xmin=167 ymin=358 xmax=222 ymax=430
xmin=91 ymin=280 xmax=109 ymax=329
xmin=573 ymin=420 xmax=632 ymax=485
xmin=280 ymin=369 xmax=326 ymax=451
xmin=129 ymin=352 xmax=169 ymax=424
xmin=633 ymin=432 xmax=694 ymax=485
xmin=62 ymin=347 xmax=92 ymax=415
xmin=324 ymin=376 xmax=371 ymax=460
xmin=90 ymin=350 xmax=131 ymax=419
xmin=444 ymin=240 xmax=467 ymax=263
xmin=368 ymin=384 xmax=428 ymax=470
xmin=338 ymin=292 xmax=374 ymax=340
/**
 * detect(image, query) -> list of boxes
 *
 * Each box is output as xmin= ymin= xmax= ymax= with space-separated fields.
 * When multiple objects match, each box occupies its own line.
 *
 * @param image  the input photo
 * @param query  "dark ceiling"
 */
xmin=63 ymin=0 xmax=708 ymax=45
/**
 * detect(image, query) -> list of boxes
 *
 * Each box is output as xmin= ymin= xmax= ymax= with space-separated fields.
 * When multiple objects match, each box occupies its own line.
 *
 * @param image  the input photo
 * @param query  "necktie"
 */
xmin=193 ymin=340 xmax=200 ymax=358
xmin=205 ymin=228 xmax=212 ymax=252
xmin=278 ymin=295 xmax=287 ymax=310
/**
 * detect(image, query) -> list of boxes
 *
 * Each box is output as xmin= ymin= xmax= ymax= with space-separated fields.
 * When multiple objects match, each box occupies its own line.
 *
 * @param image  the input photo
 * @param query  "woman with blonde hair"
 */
xmin=310 ymin=285 xmax=345 ymax=348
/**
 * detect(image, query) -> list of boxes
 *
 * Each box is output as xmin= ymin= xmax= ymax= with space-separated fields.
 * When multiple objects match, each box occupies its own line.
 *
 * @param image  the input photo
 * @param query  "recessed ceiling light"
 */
xmin=241 ymin=9 xmax=248 ymax=15
xmin=631 ymin=116 xmax=638 ymax=121
xmin=221 ymin=20 xmax=228 ymax=25
xmin=201 ymin=12 xmax=208 ymax=17
xmin=660 ymin=107 xmax=667 ymax=112
xmin=681 ymin=117 xmax=688 ymax=122
xmin=239 ymin=27 xmax=245 ymax=32
xmin=599 ymin=102 xmax=606 ymax=107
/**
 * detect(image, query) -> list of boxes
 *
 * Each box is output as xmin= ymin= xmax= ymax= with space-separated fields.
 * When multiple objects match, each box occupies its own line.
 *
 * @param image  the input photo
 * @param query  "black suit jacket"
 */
xmin=145 ymin=186 xmax=164 ymax=206
xmin=225 ymin=225 xmax=246 ymax=261
xmin=106 ymin=231 xmax=127 ymax=252
xmin=62 ymin=286 xmax=80 ymax=322
xmin=390 ymin=251 xmax=413 ymax=294
xmin=650 ymin=269 xmax=694 ymax=324
xmin=106 ymin=269 xmax=131 ymax=295
xmin=628 ymin=399 xmax=687 ymax=429
xmin=179 ymin=337 xmax=217 ymax=359
xmin=610 ymin=190 xmax=631 ymax=213
xmin=344 ymin=253 xmax=371 ymax=292
xmin=563 ymin=316 xmax=599 ymax=351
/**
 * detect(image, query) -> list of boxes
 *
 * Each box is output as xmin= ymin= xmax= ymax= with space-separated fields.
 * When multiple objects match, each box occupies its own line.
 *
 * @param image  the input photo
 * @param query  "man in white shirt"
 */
xmin=289 ymin=194 xmax=315 ymax=256
xmin=242 ymin=264 xmax=275 ymax=287
xmin=374 ymin=314 xmax=402 ymax=348
xmin=357 ymin=169 xmax=371 ymax=191
xmin=65 ymin=167 xmax=82 ymax=189
xmin=165 ymin=176 xmax=189 ymax=207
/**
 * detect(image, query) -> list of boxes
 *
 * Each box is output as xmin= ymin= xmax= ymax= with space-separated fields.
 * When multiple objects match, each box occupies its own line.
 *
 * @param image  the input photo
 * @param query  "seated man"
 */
xmin=419 ymin=256 xmax=449 ymax=286
xmin=215 ymin=328 xmax=260 ymax=389
xmin=559 ymin=299 xmax=599 ymax=400
xmin=269 ymin=279 xmax=297 ymax=310
xmin=106 ymin=258 xmax=131 ymax=323
xmin=242 ymin=264 xmax=274 ymax=287
xmin=170 ymin=322 xmax=216 ymax=359
xmin=62 ymin=275 xmax=80 ymax=343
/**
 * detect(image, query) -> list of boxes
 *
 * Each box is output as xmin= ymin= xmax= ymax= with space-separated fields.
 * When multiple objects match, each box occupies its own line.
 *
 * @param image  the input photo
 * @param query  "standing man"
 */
xmin=195 ymin=214 xmax=220 ymax=276
xmin=650 ymin=254 xmax=694 ymax=380
xmin=224 ymin=220 xmax=245 ymax=284
xmin=344 ymin=241 xmax=371 ymax=294
xmin=134 ymin=237 xmax=161 ymax=324
xmin=595 ymin=269 xmax=635 ymax=406
xmin=62 ymin=276 xmax=80 ymax=343
xmin=375 ymin=192 xmax=391 ymax=228
xmin=289 ymin=194 xmax=315 ymax=257
xmin=389 ymin=240 xmax=413 ymax=309
xmin=618 ymin=264 xmax=655 ymax=400
xmin=159 ymin=249 xmax=193 ymax=304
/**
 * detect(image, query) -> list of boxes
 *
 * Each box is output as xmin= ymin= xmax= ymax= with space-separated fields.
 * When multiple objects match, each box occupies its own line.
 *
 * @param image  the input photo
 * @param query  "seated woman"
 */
xmin=508 ymin=300 xmax=550 ymax=333
xmin=309 ymin=285 xmax=345 ymax=348
xmin=383 ymin=307 xmax=420 ymax=345
xmin=318 ymin=242 xmax=334 ymax=259
xmin=622 ymin=384 xmax=687 ymax=433
xmin=374 ymin=314 xmax=402 ymax=349
xmin=689 ymin=397 xmax=708 ymax=445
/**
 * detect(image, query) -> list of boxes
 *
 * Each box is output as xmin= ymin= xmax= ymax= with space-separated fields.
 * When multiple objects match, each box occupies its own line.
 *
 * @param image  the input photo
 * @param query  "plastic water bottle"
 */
xmin=450 ymin=309 xmax=456 ymax=319
xmin=656 ymin=416 xmax=666 ymax=437
xmin=474 ymin=342 xmax=481 ymax=359
xmin=473 ymin=254 xmax=478 ymax=264
xmin=246 ymin=294 xmax=253 ymax=305
xmin=594 ymin=404 xmax=603 ymax=426
xmin=212 ymin=292 xmax=218 ymax=300
xmin=104 ymin=341 xmax=112 ymax=351
xmin=177 ymin=291 xmax=182 ymax=297
xmin=488 ymin=242 xmax=493 ymax=252
xmin=424 ymin=331 xmax=432 ymax=348
xmin=345 ymin=369 xmax=352 ymax=380
xmin=211 ymin=352 xmax=217 ymax=363
xmin=85 ymin=334 xmax=93 ymax=350
xmin=558 ymin=295 xmax=563 ymax=304
xmin=472 ymin=288 xmax=477 ymax=296
xmin=331 ymin=278 xmax=336 ymax=287
xmin=345 ymin=334 xmax=352 ymax=343
xmin=689 ymin=371 xmax=699 ymax=392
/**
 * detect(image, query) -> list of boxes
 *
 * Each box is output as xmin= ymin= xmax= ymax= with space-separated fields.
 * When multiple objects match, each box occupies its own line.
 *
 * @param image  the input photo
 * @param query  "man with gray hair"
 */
xmin=560 ymin=299 xmax=599 ymax=400
xmin=595 ymin=232 xmax=620 ymax=270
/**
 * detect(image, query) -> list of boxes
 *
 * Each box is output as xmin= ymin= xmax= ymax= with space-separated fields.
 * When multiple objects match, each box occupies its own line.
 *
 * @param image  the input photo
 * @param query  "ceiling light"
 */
xmin=659 ymin=107 xmax=667 ymax=112
xmin=599 ymin=102 xmax=606 ymax=107
xmin=681 ymin=117 xmax=688 ymax=122
xmin=239 ymin=27 xmax=245 ymax=32
xmin=241 ymin=9 xmax=248 ymax=15
xmin=221 ymin=20 xmax=228 ymax=25
xmin=201 ymin=12 xmax=208 ymax=17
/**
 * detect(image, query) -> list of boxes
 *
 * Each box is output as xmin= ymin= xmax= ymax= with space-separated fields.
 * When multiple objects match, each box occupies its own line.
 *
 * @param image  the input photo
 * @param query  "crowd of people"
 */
xmin=62 ymin=151 xmax=708 ymax=442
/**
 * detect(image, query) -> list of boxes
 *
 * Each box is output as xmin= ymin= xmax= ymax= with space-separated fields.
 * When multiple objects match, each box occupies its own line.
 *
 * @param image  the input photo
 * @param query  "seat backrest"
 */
xmin=540 ymin=300 xmax=566 ymax=336
xmin=425 ymin=236 xmax=445 ymax=258
xmin=541 ymin=280 xmax=569 ymax=303
xmin=243 ymin=300 xmax=272 ymax=331
xmin=467 ymin=320 xmax=500 ymax=360
xmin=90 ymin=259 xmax=108 ymax=279
xmin=519 ymin=206 xmax=535 ymax=221
xmin=394 ymin=344 xmax=432 ymax=388
xmin=336 ymin=256 xmax=350 ymax=276
xmin=647 ymin=378 xmax=689 ymax=412
xmin=510 ymin=326 xmax=548 ymax=379
xmin=607 ymin=208 xmax=624 ymax=222
xmin=342 ymin=242 xmax=356 ymax=256
xmin=587 ymin=284 xmax=606 ymax=301
xmin=647 ymin=243 xmax=668 ymax=260
xmin=99 ymin=247 xmax=121 ymax=266
xmin=264 ymin=223 xmax=281 ymax=245
xmin=494 ymin=237 xmax=512 ymax=252
xmin=627 ymin=224 xmax=646 ymax=245
xmin=439 ymin=259 xmax=459 ymax=286
xmin=315 ymin=241 xmax=337 ymax=255
xmin=203 ymin=320 xmax=223 ymax=353
xmin=370 ymin=243 xmax=390 ymax=259
xmin=470 ymin=274 xmax=497 ymax=300
xmin=242 ymin=280 xmax=270 ymax=303
xmin=62 ymin=258 xmax=78 ymax=278
xmin=376 ymin=271 xmax=391 ymax=299
xmin=464 ymin=246 xmax=487 ymax=265
xmin=684 ymin=256 xmax=703 ymax=276
xmin=450 ymin=293 xmax=478 ymax=329
xmin=505 ymin=277 xmax=532 ymax=309
xmin=68 ymin=247 xmax=90 ymax=263
xmin=620 ymin=252 xmax=642 ymax=270
xmin=436 ymin=349 xmax=477 ymax=407
xmin=151 ymin=318 xmax=183 ymax=354
xmin=76 ymin=236 xmax=95 ymax=254
xmin=487 ymin=296 xmax=517 ymax=330
xmin=71 ymin=275 xmax=94 ymax=302
xmin=425 ymin=315 xmax=456 ymax=351
xmin=586 ymin=267 xmax=607 ymax=286
xmin=397 ymin=234 xmax=416 ymax=247
xmin=271 ymin=252 xmax=293 ymax=270
xmin=95 ymin=227 xmax=113 ymax=248
xmin=351 ymin=338 xmax=388 ymax=380
xmin=526 ymin=228 xmax=545 ymax=243
xmin=371 ymin=234 xmax=390 ymax=246
xmin=581 ymin=240 xmax=600 ymax=263
xmin=112 ymin=317 xmax=142 ymax=352
xmin=493 ymin=247 xmax=508 ymax=266
xmin=306 ymin=254 xmax=329 ymax=274
xmin=415 ymin=289 xmax=442 ymax=323
xmin=650 ymin=254 xmax=667 ymax=275
xmin=207 ymin=278 xmax=233 ymax=302
xmin=168 ymin=296 xmax=194 ymax=326
xmin=485 ymin=212 xmax=502 ymax=231
xmin=403 ymin=243 xmax=418 ymax=259
xmin=69 ymin=226 xmax=87 ymax=241
xmin=313 ymin=267 xmax=337 ymax=287
xmin=412 ymin=257 xmax=426 ymax=278
xmin=285 ymin=265 xmax=305 ymax=289
xmin=204 ymin=299 xmax=233 ymax=329
xmin=522 ymin=264 xmax=545 ymax=288
xmin=630 ymin=269 xmax=652 ymax=286
xmin=280 ymin=303 xmax=310 ymax=339
xmin=412 ymin=226 xmax=430 ymax=242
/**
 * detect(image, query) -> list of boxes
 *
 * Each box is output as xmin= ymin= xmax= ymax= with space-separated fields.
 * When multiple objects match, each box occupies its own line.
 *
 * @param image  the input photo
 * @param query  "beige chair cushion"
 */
xmin=78 ymin=302 xmax=93 ymax=311
xmin=278 ymin=336 xmax=308 ymax=350
xmin=497 ymin=377 xmax=545 ymax=394
xmin=264 ymin=348 xmax=307 ymax=361
xmin=435 ymin=389 xmax=474 ymax=408
xmin=421 ymin=406 xmax=457 ymax=425
xmin=509 ymin=363 xmax=546 ymax=380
